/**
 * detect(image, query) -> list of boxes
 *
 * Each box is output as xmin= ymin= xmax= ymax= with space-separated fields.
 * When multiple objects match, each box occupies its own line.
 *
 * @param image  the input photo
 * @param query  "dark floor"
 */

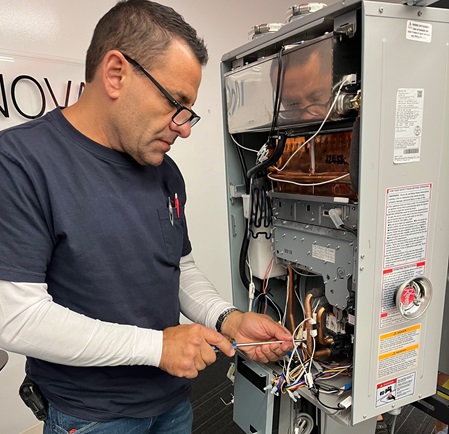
xmin=190 ymin=353 xmax=439 ymax=434
xmin=191 ymin=353 xmax=242 ymax=434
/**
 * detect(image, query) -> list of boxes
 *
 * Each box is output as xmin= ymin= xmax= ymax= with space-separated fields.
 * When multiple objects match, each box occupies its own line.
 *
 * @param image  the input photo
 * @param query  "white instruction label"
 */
xmin=378 ymin=324 xmax=420 ymax=379
xmin=384 ymin=184 xmax=431 ymax=269
xmin=376 ymin=372 xmax=416 ymax=407
xmin=312 ymin=244 xmax=335 ymax=263
xmin=394 ymin=88 xmax=424 ymax=164
xmin=406 ymin=20 xmax=432 ymax=43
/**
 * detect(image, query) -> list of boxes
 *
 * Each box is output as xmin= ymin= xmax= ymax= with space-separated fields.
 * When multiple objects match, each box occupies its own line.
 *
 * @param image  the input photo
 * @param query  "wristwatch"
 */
xmin=215 ymin=307 xmax=241 ymax=333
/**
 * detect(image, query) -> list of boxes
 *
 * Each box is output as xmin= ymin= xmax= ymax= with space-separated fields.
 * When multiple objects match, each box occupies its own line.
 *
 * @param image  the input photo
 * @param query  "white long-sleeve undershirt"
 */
xmin=0 ymin=253 xmax=233 ymax=367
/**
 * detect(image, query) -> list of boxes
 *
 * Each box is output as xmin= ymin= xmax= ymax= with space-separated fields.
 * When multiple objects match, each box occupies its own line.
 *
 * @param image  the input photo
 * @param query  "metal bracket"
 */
xmin=229 ymin=182 xmax=246 ymax=205
xmin=333 ymin=9 xmax=357 ymax=38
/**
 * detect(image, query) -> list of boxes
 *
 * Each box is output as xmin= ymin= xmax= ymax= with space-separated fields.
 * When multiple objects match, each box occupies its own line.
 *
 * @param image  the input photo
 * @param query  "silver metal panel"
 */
xmin=271 ymin=193 xmax=359 ymax=232
xmin=273 ymin=221 xmax=355 ymax=308
xmin=225 ymin=36 xmax=349 ymax=134
xmin=225 ymin=55 xmax=276 ymax=134
xmin=233 ymin=354 xmax=293 ymax=433
xmin=439 ymin=273 xmax=449 ymax=374
xmin=352 ymin=1 xmax=449 ymax=424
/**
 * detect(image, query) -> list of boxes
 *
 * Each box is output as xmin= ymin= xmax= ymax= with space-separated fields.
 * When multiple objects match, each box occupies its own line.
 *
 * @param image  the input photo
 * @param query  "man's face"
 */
xmin=279 ymin=46 xmax=332 ymax=123
xmin=118 ymin=40 xmax=202 ymax=166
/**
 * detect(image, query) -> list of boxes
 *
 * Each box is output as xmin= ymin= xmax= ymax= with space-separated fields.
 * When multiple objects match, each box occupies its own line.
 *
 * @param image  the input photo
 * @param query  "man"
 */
xmin=0 ymin=1 xmax=293 ymax=433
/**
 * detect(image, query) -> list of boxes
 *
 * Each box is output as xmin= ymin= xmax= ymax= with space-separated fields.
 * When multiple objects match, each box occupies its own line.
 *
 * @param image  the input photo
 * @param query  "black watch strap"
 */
xmin=215 ymin=307 xmax=241 ymax=333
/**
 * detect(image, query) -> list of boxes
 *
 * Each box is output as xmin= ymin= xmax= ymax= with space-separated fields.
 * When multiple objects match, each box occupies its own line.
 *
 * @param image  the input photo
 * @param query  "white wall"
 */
xmin=0 ymin=1 xmax=298 ymax=432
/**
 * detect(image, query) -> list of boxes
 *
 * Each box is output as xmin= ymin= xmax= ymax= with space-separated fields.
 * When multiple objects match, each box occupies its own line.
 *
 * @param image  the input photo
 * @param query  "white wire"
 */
xmin=246 ymin=253 xmax=254 ymax=312
xmin=268 ymin=171 xmax=350 ymax=187
xmin=308 ymin=335 xmax=316 ymax=375
xmin=264 ymin=294 xmax=283 ymax=322
xmin=295 ymin=291 xmax=306 ymax=317
xmin=282 ymin=275 xmax=289 ymax=327
xmin=285 ymin=317 xmax=311 ymax=384
xmin=230 ymin=134 xmax=258 ymax=153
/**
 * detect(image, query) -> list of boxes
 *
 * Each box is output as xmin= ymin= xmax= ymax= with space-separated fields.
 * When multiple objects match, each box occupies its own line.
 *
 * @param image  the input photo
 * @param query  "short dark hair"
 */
xmin=85 ymin=0 xmax=208 ymax=82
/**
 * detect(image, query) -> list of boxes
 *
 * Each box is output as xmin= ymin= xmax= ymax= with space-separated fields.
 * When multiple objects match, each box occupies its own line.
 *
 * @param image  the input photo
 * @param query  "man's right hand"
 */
xmin=158 ymin=324 xmax=235 ymax=378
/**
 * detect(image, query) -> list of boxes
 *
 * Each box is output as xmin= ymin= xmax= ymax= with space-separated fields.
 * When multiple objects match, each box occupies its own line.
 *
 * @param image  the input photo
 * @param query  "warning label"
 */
xmin=376 ymin=372 xmax=416 ymax=407
xmin=406 ymin=20 xmax=432 ymax=43
xmin=393 ymin=88 xmax=424 ymax=164
xmin=384 ymin=184 xmax=431 ymax=269
xmin=378 ymin=325 xmax=420 ymax=379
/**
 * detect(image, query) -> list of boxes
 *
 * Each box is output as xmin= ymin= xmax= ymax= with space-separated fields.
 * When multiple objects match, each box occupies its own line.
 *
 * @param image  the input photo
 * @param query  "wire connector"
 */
xmin=342 ymin=73 xmax=357 ymax=85
xmin=287 ymin=389 xmax=298 ymax=402
xmin=339 ymin=395 xmax=352 ymax=409
xmin=328 ymin=208 xmax=344 ymax=229
xmin=305 ymin=372 xmax=314 ymax=389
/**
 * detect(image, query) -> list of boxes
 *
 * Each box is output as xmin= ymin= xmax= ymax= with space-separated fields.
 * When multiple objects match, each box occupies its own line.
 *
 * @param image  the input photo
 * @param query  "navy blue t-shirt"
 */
xmin=0 ymin=108 xmax=192 ymax=420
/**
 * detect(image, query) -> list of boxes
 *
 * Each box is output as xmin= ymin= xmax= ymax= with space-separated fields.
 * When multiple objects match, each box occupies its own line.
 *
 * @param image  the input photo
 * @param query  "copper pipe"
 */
xmin=287 ymin=265 xmax=296 ymax=333
xmin=304 ymin=292 xmax=332 ymax=360
xmin=314 ymin=348 xmax=332 ymax=359
xmin=304 ymin=292 xmax=314 ymax=355
xmin=317 ymin=307 xmax=334 ymax=346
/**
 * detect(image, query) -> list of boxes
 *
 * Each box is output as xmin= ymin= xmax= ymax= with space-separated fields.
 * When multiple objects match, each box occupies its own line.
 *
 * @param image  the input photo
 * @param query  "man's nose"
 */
xmin=170 ymin=121 xmax=192 ymax=138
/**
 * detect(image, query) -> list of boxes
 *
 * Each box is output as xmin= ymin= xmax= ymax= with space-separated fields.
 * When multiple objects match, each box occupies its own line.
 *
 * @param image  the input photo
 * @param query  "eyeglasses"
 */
xmin=280 ymin=97 xmax=332 ymax=119
xmin=122 ymin=53 xmax=200 ymax=127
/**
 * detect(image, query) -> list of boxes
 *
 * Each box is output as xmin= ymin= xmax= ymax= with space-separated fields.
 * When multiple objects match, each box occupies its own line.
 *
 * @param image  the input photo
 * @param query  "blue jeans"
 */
xmin=44 ymin=400 xmax=193 ymax=434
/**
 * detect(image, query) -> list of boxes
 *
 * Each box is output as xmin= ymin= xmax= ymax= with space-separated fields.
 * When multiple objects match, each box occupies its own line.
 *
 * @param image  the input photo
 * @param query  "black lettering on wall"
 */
xmin=44 ymin=78 xmax=73 ymax=108
xmin=11 ymin=75 xmax=45 ymax=119
xmin=0 ymin=73 xmax=85 ymax=120
xmin=0 ymin=74 xmax=9 ymax=118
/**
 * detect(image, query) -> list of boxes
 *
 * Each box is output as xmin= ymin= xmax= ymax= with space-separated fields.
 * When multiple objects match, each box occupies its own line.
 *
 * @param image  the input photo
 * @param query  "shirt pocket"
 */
xmin=157 ymin=205 xmax=185 ymax=266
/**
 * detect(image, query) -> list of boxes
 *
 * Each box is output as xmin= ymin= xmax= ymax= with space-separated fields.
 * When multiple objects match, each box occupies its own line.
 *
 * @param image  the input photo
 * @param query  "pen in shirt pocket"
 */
xmin=168 ymin=196 xmax=174 ymax=226
xmin=174 ymin=193 xmax=181 ymax=218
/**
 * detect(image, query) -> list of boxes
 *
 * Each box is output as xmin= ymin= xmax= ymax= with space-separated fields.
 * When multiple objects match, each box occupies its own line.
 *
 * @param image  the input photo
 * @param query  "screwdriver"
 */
xmin=212 ymin=339 xmax=303 ymax=352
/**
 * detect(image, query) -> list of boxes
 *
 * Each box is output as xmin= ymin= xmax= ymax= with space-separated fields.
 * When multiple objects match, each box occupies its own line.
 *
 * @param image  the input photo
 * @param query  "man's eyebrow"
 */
xmin=302 ymin=88 xmax=329 ymax=103
xmin=172 ymin=90 xmax=192 ymax=106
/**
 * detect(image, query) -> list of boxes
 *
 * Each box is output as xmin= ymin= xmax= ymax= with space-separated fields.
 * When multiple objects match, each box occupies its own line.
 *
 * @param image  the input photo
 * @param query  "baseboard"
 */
xmin=20 ymin=422 xmax=43 ymax=434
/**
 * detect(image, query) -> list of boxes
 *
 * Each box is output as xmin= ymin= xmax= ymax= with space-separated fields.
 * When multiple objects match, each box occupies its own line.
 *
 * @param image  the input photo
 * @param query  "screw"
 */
xmin=379 ymin=7 xmax=384 ymax=13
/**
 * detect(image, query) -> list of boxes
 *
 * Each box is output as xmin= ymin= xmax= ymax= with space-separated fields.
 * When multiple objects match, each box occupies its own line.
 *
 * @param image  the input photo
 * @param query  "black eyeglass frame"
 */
xmin=122 ymin=53 xmax=200 ymax=127
xmin=280 ymin=96 xmax=333 ymax=119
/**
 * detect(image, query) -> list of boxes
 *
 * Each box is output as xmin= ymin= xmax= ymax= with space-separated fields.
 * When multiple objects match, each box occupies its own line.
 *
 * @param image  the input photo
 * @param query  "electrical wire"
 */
xmin=267 ymin=172 xmax=350 ymax=187
xmin=231 ymin=134 xmax=258 ymax=153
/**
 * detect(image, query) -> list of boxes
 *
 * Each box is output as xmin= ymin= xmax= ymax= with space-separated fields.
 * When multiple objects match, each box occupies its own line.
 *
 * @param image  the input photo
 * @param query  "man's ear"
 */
xmin=101 ymin=51 xmax=128 ymax=100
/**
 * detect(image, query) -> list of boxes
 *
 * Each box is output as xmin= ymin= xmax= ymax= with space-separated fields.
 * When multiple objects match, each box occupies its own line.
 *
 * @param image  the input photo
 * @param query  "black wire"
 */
xmin=236 ymin=138 xmax=250 ymax=193
xmin=246 ymin=46 xmax=287 ymax=180
xmin=246 ymin=133 xmax=287 ymax=179
xmin=340 ymin=224 xmax=357 ymax=236
xmin=269 ymin=47 xmax=285 ymax=135
xmin=249 ymin=179 xmax=272 ymax=239
xmin=313 ymin=387 xmax=343 ymax=411
xmin=235 ymin=46 xmax=287 ymax=300
xmin=255 ymin=292 xmax=285 ymax=318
